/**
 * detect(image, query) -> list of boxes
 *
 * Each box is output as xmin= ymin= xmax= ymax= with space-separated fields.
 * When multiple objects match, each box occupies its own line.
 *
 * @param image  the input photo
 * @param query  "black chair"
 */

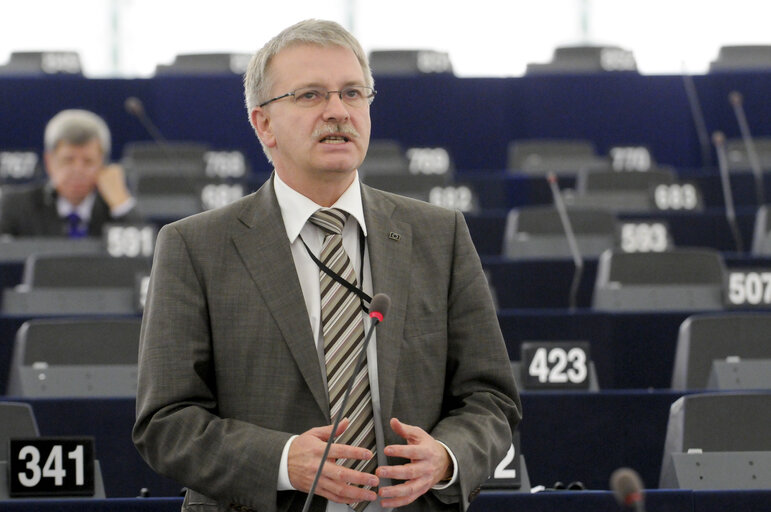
xmin=6 ymin=318 xmax=140 ymax=397
xmin=502 ymin=206 xmax=617 ymax=259
xmin=565 ymin=167 xmax=677 ymax=212
xmin=121 ymin=141 xmax=210 ymax=177
xmin=2 ymin=254 xmax=152 ymax=315
xmin=709 ymin=45 xmax=771 ymax=72
xmin=526 ymin=45 xmax=638 ymax=74
xmin=752 ymin=204 xmax=771 ymax=255
xmin=154 ymin=52 xmax=251 ymax=75
xmin=0 ymin=51 xmax=82 ymax=75
xmin=369 ymin=49 xmax=453 ymax=75
xmin=659 ymin=392 xmax=771 ymax=489
xmin=592 ymin=248 xmax=726 ymax=311
xmin=725 ymin=137 xmax=771 ymax=173
xmin=0 ymin=402 xmax=39 ymax=461
xmin=671 ymin=312 xmax=771 ymax=390
xmin=506 ymin=139 xmax=609 ymax=176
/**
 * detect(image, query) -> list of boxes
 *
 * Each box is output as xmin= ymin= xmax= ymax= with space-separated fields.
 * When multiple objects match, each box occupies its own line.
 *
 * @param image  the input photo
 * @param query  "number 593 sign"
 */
xmin=9 ymin=437 xmax=95 ymax=497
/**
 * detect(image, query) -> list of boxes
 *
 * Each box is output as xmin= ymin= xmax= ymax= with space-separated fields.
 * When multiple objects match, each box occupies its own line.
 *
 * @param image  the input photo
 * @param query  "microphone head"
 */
xmin=125 ymin=96 xmax=145 ymax=117
xmin=712 ymin=130 xmax=725 ymax=146
xmin=729 ymin=90 xmax=743 ymax=107
xmin=610 ymin=467 xmax=644 ymax=508
xmin=369 ymin=293 xmax=391 ymax=322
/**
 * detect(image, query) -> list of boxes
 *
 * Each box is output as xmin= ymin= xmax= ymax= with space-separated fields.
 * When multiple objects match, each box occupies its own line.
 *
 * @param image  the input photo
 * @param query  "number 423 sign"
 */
xmin=8 ymin=437 xmax=95 ymax=497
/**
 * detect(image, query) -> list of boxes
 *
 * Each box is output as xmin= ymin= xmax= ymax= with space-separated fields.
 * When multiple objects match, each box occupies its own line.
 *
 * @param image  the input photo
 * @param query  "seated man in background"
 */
xmin=0 ymin=109 xmax=140 ymax=237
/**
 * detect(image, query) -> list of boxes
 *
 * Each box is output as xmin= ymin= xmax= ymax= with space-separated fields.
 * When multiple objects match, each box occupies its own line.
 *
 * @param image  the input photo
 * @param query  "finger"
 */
xmin=327 ymin=443 xmax=374 ymax=463
xmin=390 ymin=417 xmax=427 ymax=443
xmin=376 ymin=460 xmax=428 ymax=481
xmin=308 ymin=418 xmax=350 ymax=441
xmin=323 ymin=463 xmax=380 ymax=489
xmin=379 ymin=478 xmax=431 ymax=507
xmin=383 ymin=442 xmax=428 ymax=460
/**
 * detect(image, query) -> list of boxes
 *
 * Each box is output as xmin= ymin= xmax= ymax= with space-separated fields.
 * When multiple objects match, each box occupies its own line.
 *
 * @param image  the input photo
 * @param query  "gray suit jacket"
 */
xmin=0 ymin=183 xmax=142 ymax=237
xmin=133 ymin=177 xmax=521 ymax=512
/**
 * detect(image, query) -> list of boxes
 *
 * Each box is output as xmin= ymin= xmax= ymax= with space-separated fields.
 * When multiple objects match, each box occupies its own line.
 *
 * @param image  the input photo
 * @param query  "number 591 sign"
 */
xmin=9 ymin=437 xmax=95 ymax=497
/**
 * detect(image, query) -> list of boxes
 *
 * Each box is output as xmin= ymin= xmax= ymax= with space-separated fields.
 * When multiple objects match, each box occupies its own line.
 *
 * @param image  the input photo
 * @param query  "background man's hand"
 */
xmin=288 ymin=419 xmax=379 ymax=505
xmin=97 ymin=163 xmax=133 ymax=210
xmin=376 ymin=418 xmax=453 ymax=508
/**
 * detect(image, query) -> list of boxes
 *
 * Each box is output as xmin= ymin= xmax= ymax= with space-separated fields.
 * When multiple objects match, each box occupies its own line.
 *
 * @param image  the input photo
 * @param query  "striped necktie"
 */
xmin=309 ymin=208 xmax=377 ymax=511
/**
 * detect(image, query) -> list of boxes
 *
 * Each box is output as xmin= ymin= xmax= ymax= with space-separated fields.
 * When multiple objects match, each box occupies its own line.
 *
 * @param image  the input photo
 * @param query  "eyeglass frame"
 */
xmin=258 ymin=85 xmax=377 ymax=108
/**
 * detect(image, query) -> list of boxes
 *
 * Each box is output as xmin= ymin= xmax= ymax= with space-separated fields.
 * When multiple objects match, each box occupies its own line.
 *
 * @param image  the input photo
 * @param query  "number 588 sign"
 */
xmin=9 ymin=438 xmax=95 ymax=497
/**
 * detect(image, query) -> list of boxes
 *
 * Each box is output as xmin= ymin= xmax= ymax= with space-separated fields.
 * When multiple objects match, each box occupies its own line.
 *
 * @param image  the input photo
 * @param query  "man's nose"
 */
xmin=321 ymin=92 xmax=351 ymax=122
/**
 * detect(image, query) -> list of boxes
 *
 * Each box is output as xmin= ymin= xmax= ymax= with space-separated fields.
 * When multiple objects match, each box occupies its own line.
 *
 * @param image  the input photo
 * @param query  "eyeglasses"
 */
xmin=258 ymin=86 xmax=376 ymax=108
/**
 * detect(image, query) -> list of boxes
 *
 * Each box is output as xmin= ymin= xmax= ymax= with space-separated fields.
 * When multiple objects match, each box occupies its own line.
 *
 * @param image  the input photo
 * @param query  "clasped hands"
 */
xmin=288 ymin=417 xmax=452 ymax=508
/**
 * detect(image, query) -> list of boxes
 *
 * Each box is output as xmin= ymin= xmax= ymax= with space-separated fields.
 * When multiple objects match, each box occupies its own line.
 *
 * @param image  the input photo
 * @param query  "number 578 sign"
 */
xmin=9 ymin=438 xmax=95 ymax=497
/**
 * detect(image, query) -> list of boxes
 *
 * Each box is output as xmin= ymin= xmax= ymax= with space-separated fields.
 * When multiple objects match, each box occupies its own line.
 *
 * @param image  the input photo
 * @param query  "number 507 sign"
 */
xmin=9 ymin=438 xmax=95 ymax=497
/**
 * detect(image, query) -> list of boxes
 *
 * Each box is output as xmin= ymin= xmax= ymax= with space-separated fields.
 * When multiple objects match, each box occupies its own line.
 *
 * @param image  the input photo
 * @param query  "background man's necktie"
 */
xmin=66 ymin=212 xmax=87 ymax=238
xmin=309 ymin=208 xmax=377 ymax=512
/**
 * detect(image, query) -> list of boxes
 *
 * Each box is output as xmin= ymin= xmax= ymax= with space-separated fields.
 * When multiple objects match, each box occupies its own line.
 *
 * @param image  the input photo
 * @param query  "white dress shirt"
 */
xmin=272 ymin=172 xmax=457 ymax=512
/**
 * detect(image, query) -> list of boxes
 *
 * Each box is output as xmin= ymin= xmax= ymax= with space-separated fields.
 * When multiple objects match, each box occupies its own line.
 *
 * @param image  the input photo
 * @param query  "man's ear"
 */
xmin=250 ymin=108 xmax=276 ymax=149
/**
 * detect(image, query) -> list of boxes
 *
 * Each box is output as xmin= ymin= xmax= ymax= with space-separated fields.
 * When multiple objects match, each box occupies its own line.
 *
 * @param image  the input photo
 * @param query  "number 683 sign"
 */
xmin=8 ymin=437 xmax=95 ymax=497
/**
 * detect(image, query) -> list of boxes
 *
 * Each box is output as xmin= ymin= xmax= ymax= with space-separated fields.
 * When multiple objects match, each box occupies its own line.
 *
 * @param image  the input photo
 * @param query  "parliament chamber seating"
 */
xmin=2 ymin=63 xmax=771 ymax=508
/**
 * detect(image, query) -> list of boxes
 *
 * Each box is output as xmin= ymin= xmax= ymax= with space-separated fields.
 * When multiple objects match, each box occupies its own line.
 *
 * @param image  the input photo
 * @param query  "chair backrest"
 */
xmin=592 ymin=248 xmax=726 ymax=311
xmin=576 ymin=167 xmax=676 ymax=193
xmin=725 ymin=137 xmax=771 ymax=172
xmin=502 ymin=206 xmax=618 ymax=259
xmin=122 ymin=141 xmax=210 ymax=177
xmin=154 ymin=52 xmax=251 ymax=75
xmin=507 ymin=139 xmax=609 ymax=175
xmin=526 ymin=45 xmax=637 ymax=74
xmin=659 ymin=392 xmax=771 ymax=487
xmin=0 ymin=51 xmax=82 ymax=75
xmin=709 ymin=45 xmax=771 ymax=72
xmin=752 ymin=204 xmax=771 ymax=255
xmin=0 ymin=402 xmax=39 ymax=461
xmin=369 ymin=50 xmax=453 ymax=75
xmin=671 ymin=312 xmax=771 ymax=390
xmin=358 ymin=140 xmax=409 ymax=175
xmin=6 ymin=318 xmax=140 ymax=397
xmin=21 ymin=254 xmax=152 ymax=288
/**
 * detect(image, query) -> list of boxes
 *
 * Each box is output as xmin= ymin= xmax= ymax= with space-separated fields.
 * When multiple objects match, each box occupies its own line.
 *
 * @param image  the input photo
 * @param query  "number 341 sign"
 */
xmin=8 ymin=438 xmax=95 ymax=497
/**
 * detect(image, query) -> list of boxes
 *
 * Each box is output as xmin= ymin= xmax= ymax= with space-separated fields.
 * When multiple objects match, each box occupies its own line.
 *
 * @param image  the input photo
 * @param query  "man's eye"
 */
xmin=344 ymin=88 xmax=363 ymax=99
xmin=298 ymin=90 xmax=322 ymax=101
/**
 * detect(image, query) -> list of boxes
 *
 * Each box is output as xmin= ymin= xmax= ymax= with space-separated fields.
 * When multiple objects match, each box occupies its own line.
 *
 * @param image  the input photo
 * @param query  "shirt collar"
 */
xmin=56 ymin=192 xmax=96 ymax=221
xmin=273 ymin=171 xmax=367 ymax=243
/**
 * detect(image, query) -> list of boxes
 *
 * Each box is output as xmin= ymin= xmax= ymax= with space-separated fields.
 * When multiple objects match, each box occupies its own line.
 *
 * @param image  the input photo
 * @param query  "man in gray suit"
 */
xmin=133 ymin=19 xmax=520 ymax=512
xmin=0 ymin=109 xmax=139 ymax=237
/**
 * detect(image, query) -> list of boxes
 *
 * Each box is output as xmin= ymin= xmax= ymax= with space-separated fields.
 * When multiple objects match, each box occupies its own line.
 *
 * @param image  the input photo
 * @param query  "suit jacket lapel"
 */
xmin=231 ymin=178 xmax=329 ymax=419
xmin=362 ymin=185 xmax=412 ymax=424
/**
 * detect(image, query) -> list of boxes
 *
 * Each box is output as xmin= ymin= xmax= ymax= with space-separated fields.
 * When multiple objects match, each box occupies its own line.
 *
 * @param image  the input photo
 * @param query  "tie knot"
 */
xmin=310 ymin=208 xmax=347 ymax=235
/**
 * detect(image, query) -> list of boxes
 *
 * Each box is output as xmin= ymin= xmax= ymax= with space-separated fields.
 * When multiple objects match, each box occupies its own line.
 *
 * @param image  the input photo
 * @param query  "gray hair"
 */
xmin=243 ymin=19 xmax=374 ymax=162
xmin=44 ymin=109 xmax=111 ymax=160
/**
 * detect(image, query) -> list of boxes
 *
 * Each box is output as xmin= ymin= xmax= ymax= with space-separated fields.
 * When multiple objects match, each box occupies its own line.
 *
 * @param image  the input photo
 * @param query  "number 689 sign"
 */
xmin=9 ymin=437 xmax=95 ymax=497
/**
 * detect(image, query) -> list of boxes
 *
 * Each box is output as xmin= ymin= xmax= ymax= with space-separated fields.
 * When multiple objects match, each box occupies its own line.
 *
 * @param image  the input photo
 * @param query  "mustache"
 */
xmin=312 ymin=123 xmax=360 ymax=139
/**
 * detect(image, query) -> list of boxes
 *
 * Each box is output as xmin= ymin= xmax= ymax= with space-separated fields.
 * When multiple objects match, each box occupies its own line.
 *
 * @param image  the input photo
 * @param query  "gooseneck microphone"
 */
xmin=681 ymin=68 xmax=712 ymax=170
xmin=125 ymin=96 xmax=169 ymax=145
xmin=713 ymin=131 xmax=745 ymax=253
xmin=729 ymin=91 xmax=765 ymax=205
xmin=302 ymin=293 xmax=391 ymax=512
xmin=547 ymin=172 xmax=583 ymax=311
xmin=610 ymin=467 xmax=646 ymax=512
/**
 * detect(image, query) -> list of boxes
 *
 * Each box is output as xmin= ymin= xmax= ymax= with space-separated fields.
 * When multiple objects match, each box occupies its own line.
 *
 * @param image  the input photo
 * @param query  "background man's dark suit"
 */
xmin=0 ymin=183 xmax=141 ymax=236
xmin=133 ymin=176 xmax=521 ymax=512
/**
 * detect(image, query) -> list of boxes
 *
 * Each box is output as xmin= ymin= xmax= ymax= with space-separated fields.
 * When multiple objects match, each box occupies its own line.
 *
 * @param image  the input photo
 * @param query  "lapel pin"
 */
xmin=388 ymin=232 xmax=401 ymax=241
